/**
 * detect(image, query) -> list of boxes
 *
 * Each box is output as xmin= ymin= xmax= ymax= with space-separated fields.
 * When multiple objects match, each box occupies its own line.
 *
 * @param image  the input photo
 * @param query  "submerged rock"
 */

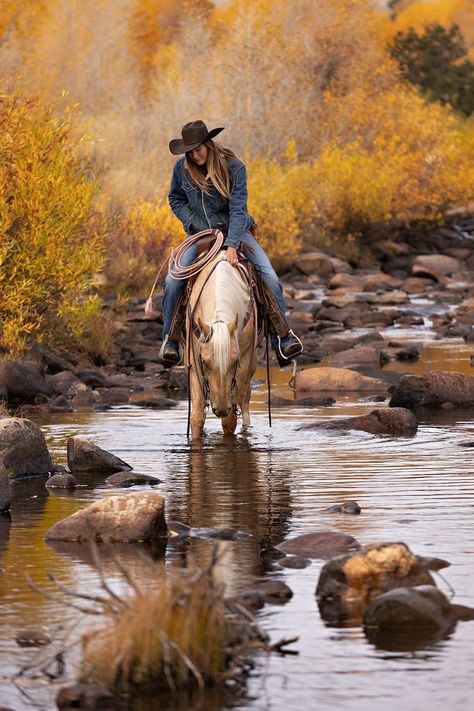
xmin=324 ymin=501 xmax=361 ymax=515
xmin=363 ymin=585 xmax=457 ymax=650
xmin=271 ymin=396 xmax=335 ymax=408
xmin=389 ymin=371 xmax=474 ymax=408
xmin=297 ymin=408 xmax=418 ymax=436
xmin=244 ymin=580 xmax=293 ymax=603
xmin=67 ymin=437 xmax=133 ymax=474
xmin=105 ymin=472 xmax=161 ymax=487
xmin=276 ymin=531 xmax=359 ymax=559
xmin=46 ymin=473 xmax=78 ymax=489
xmin=0 ymin=417 xmax=53 ymax=478
xmin=277 ymin=555 xmax=312 ymax=569
xmin=316 ymin=542 xmax=436 ymax=624
xmin=44 ymin=493 xmax=167 ymax=543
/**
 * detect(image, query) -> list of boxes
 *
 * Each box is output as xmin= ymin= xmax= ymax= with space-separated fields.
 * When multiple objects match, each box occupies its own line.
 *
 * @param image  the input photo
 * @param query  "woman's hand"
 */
xmin=226 ymin=246 xmax=239 ymax=267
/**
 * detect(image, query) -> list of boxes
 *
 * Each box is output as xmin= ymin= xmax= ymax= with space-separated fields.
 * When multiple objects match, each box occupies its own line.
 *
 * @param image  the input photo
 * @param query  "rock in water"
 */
xmin=276 ymin=531 xmax=359 ymax=559
xmin=0 ymin=417 xmax=53 ymax=478
xmin=389 ymin=371 xmax=474 ymax=408
xmin=44 ymin=492 xmax=167 ymax=543
xmin=67 ymin=437 xmax=133 ymax=474
xmin=0 ymin=465 xmax=11 ymax=512
xmin=105 ymin=472 xmax=161 ymax=487
xmin=363 ymin=585 xmax=456 ymax=649
xmin=46 ymin=473 xmax=78 ymax=489
xmin=298 ymin=408 xmax=418 ymax=436
xmin=316 ymin=542 xmax=436 ymax=624
xmin=294 ymin=367 xmax=387 ymax=392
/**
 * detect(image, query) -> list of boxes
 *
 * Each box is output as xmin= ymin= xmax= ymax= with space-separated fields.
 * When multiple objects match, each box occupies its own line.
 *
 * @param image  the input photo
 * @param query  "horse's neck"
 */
xmin=197 ymin=255 xmax=249 ymax=333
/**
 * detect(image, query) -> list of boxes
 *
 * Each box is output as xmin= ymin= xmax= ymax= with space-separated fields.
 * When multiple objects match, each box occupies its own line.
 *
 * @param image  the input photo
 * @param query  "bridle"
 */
xmin=196 ymin=319 xmax=242 ymax=416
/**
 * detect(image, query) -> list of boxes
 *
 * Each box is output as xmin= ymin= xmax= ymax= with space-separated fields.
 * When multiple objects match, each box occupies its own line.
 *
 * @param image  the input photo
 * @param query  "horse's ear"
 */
xmin=197 ymin=317 xmax=211 ymax=338
xmin=227 ymin=313 xmax=239 ymax=335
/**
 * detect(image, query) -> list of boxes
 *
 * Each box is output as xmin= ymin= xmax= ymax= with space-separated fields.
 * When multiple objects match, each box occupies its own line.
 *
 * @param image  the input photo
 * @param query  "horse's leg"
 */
xmin=241 ymin=380 xmax=252 ymax=428
xmin=190 ymin=370 xmax=206 ymax=440
xmin=221 ymin=412 xmax=237 ymax=435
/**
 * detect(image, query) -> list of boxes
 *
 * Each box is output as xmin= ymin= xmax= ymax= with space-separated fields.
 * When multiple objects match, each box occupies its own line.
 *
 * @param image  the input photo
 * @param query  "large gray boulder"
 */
xmin=389 ymin=371 xmax=474 ymax=408
xmin=0 ymin=417 xmax=53 ymax=478
xmin=44 ymin=492 xmax=167 ymax=543
xmin=67 ymin=437 xmax=133 ymax=474
xmin=316 ymin=542 xmax=439 ymax=624
xmin=0 ymin=360 xmax=53 ymax=403
xmin=297 ymin=408 xmax=418 ymax=436
xmin=412 ymin=254 xmax=460 ymax=279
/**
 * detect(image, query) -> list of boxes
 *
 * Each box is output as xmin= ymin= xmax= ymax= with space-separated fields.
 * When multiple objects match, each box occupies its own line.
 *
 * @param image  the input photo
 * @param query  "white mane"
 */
xmin=209 ymin=258 xmax=249 ymax=375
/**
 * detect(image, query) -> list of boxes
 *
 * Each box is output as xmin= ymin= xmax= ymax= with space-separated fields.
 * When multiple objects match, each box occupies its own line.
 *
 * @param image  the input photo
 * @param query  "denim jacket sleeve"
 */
xmin=168 ymin=160 xmax=194 ymax=233
xmin=224 ymin=161 xmax=249 ymax=249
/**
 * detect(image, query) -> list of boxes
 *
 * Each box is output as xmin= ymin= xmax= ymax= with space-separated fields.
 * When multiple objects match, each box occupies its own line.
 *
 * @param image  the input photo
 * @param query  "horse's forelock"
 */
xmin=211 ymin=321 xmax=231 ymax=376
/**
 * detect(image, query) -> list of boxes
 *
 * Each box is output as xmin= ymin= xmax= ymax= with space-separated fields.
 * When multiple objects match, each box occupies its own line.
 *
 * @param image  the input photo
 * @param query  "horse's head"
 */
xmin=197 ymin=314 xmax=240 ymax=418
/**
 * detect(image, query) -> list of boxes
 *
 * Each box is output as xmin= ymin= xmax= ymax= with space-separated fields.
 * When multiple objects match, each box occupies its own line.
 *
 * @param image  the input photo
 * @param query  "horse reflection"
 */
xmin=167 ymin=439 xmax=292 ymax=593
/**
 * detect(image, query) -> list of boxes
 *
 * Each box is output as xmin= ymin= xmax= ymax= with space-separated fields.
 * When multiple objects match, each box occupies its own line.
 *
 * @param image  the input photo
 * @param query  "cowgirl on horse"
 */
xmin=159 ymin=120 xmax=303 ymax=368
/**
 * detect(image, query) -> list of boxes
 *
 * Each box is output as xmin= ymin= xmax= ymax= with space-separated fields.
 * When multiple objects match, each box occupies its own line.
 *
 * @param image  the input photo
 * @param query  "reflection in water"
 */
xmin=364 ymin=625 xmax=457 ymax=653
xmin=166 ymin=436 xmax=293 ymax=592
xmin=1 ymin=341 xmax=474 ymax=709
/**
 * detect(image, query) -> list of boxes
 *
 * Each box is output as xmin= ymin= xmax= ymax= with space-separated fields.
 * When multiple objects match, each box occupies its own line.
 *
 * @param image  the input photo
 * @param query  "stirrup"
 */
xmin=276 ymin=330 xmax=303 ymax=367
xmin=158 ymin=335 xmax=182 ymax=367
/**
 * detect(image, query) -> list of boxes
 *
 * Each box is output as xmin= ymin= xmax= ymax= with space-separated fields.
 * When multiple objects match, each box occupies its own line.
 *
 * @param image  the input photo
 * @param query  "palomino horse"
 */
xmin=186 ymin=251 xmax=258 ymax=439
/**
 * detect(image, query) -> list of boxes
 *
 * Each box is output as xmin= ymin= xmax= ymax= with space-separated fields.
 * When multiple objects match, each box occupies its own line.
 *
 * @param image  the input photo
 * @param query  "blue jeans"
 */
xmin=162 ymin=232 xmax=287 ymax=343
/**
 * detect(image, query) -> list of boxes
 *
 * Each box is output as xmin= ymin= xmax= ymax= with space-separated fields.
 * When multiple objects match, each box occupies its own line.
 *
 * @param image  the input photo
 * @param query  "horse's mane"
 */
xmin=197 ymin=254 xmax=250 ymax=375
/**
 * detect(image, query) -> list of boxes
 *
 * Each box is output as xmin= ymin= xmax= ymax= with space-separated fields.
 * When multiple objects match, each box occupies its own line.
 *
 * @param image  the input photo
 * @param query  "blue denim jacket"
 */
xmin=168 ymin=157 xmax=253 ymax=248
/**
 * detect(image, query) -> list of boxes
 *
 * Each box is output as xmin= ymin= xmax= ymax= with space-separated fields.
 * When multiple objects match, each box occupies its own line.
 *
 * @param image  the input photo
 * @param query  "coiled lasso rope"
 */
xmin=144 ymin=228 xmax=225 ymax=314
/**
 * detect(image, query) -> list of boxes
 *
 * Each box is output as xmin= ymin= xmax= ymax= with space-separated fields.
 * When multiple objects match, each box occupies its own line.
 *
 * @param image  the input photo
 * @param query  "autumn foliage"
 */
xmin=0 ymin=91 xmax=104 ymax=354
xmin=1 ymin=0 xmax=474 ymax=344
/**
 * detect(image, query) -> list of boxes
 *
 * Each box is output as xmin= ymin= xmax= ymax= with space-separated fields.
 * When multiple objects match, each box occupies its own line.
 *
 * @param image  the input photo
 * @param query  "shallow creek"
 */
xmin=1 ymin=338 xmax=474 ymax=710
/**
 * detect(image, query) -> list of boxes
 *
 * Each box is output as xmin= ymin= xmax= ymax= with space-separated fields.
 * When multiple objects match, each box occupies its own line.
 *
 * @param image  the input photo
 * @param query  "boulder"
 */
xmin=47 ymin=370 xmax=80 ymax=395
xmin=316 ymin=542 xmax=436 ymax=624
xmin=0 ymin=465 xmax=11 ymax=512
xmin=0 ymin=417 xmax=53 ymax=478
xmin=389 ymin=371 xmax=474 ymax=408
xmin=329 ymin=346 xmax=383 ymax=370
xmin=276 ymin=531 xmax=359 ymax=559
xmin=295 ymin=251 xmax=338 ymax=277
xmin=0 ymin=360 xmax=53 ymax=402
xmin=412 ymin=254 xmax=460 ymax=279
xmin=67 ymin=437 xmax=133 ymax=474
xmin=44 ymin=492 xmax=167 ymax=543
xmin=297 ymin=408 xmax=418 ymax=436
xmin=363 ymin=585 xmax=456 ymax=649
xmin=277 ymin=555 xmax=312 ymax=569
xmin=294 ymin=367 xmax=387 ymax=392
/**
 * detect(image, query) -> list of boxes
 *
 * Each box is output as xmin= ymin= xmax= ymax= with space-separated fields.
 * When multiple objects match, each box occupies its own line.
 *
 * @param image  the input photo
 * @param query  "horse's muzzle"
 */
xmin=213 ymin=407 xmax=231 ymax=418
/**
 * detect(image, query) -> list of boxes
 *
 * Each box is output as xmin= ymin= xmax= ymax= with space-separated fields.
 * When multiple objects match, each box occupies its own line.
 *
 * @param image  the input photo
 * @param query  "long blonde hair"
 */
xmin=185 ymin=140 xmax=238 ymax=199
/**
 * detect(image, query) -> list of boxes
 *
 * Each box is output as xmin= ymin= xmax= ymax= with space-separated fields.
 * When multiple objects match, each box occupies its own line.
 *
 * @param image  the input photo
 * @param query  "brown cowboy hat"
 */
xmin=169 ymin=120 xmax=225 ymax=155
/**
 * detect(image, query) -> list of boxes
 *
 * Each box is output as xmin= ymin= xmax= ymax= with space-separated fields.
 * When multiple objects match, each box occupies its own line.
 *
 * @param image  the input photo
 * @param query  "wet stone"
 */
xmin=67 ymin=436 xmax=133 ymax=474
xmin=227 ymin=591 xmax=266 ymax=611
xmin=245 ymin=580 xmax=293 ymax=603
xmin=276 ymin=531 xmax=359 ymax=559
xmin=46 ymin=473 xmax=78 ymax=489
xmin=277 ymin=556 xmax=312 ymax=569
xmin=105 ymin=472 xmax=162 ymax=487
xmin=324 ymin=501 xmax=361 ymax=515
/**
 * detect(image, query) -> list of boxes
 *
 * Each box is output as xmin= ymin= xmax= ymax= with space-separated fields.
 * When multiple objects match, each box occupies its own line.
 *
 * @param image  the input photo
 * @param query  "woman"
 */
xmin=160 ymin=120 xmax=303 ymax=367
